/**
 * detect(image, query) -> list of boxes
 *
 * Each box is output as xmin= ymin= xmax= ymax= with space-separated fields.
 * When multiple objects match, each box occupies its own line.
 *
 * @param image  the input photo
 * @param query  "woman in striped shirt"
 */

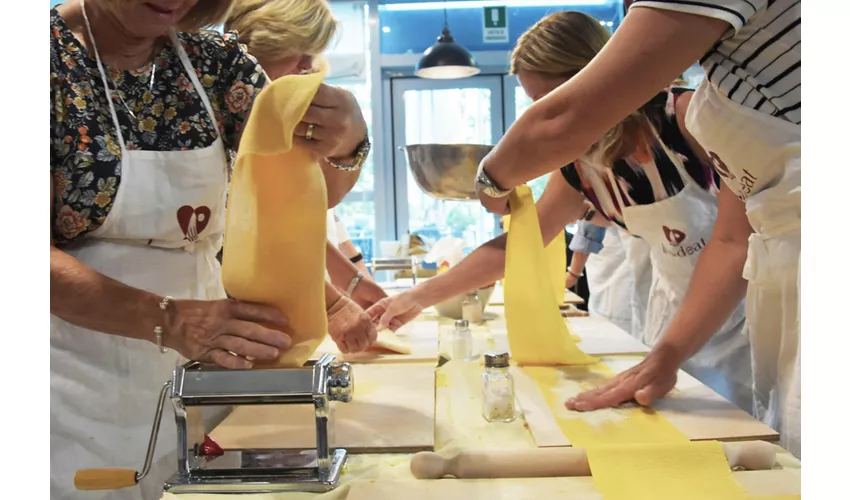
xmin=476 ymin=0 xmax=801 ymax=457
xmin=370 ymin=10 xmax=754 ymax=416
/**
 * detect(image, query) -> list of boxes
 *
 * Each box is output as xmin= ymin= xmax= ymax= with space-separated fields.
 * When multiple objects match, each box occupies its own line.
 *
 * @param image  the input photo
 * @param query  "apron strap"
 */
xmin=605 ymin=168 xmax=629 ymax=220
xmin=646 ymin=122 xmax=696 ymax=189
xmin=80 ymin=0 xmax=127 ymax=152
xmin=169 ymin=30 xmax=222 ymax=138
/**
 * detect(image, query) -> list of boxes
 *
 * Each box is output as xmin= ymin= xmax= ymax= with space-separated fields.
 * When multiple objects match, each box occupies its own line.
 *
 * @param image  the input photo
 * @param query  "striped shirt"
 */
xmin=631 ymin=0 xmax=801 ymax=125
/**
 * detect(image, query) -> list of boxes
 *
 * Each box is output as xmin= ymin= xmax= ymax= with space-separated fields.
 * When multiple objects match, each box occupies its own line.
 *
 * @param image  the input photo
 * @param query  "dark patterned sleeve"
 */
xmin=50 ymin=30 xmax=59 ymax=172
xmin=217 ymin=32 xmax=267 ymax=152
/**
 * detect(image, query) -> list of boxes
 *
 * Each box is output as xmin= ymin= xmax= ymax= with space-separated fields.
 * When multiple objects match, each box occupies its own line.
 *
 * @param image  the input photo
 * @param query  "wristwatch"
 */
xmin=474 ymin=166 xmax=512 ymax=198
xmin=327 ymin=134 xmax=371 ymax=172
xmin=582 ymin=205 xmax=597 ymax=221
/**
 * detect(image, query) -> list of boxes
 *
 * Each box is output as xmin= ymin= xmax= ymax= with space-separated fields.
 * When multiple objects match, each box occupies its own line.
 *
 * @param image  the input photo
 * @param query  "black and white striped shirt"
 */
xmin=631 ymin=0 xmax=801 ymax=125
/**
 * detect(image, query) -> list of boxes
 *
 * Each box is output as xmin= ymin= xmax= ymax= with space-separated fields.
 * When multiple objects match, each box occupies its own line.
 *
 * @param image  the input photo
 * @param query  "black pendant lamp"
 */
xmin=415 ymin=3 xmax=480 ymax=79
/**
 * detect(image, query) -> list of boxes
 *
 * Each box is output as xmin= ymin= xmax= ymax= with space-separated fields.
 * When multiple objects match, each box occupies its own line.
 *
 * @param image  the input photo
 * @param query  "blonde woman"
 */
xmin=370 ymin=11 xmax=753 ymax=416
xmin=50 ymin=0 xmax=372 ymax=496
xmin=477 ymin=1 xmax=800 ymax=458
xmin=226 ymin=0 xmax=392 ymax=325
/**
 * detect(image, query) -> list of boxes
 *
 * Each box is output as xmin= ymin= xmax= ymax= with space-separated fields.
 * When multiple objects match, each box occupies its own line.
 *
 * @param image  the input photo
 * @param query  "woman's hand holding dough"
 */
xmin=167 ymin=299 xmax=292 ymax=369
xmin=293 ymin=84 xmax=367 ymax=161
xmin=327 ymin=295 xmax=378 ymax=353
xmin=366 ymin=291 xmax=424 ymax=331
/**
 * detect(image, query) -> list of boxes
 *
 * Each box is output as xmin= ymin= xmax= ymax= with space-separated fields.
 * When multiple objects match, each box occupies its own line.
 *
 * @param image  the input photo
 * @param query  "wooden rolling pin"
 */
xmin=410 ymin=441 xmax=776 ymax=479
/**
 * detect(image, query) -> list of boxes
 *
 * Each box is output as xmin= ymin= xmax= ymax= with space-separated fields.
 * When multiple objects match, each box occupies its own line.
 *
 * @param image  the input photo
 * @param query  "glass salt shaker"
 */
xmin=462 ymin=291 xmax=483 ymax=324
xmin=452 ymin=319 xmax=473 ymax=361
xmin=482 ymin=352 xmax=516 ymax=423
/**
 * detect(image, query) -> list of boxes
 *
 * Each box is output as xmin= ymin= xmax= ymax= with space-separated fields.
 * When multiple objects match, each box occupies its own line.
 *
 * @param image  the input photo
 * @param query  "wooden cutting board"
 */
xmin=342 ymin=469 xmax=800 ymax=499
xmin=514 ymin=357 xmax=779 ymax=447
xmin=311 ymin=321 xmax=440 ymax=365
xmin=209 ymin=363 xmax=436 ymax=453
xmin=487 ymin=316 xmax=650 ymax=356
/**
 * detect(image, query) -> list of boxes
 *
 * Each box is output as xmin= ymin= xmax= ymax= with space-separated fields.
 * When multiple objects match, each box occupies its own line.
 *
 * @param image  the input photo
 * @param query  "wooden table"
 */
xmin=166 ymin=308 xmax=800 ymax=499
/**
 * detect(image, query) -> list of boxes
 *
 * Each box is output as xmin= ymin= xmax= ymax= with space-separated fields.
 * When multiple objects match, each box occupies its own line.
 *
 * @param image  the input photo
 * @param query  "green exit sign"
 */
xmin=483 ymin=6 xmax=508 ymax=43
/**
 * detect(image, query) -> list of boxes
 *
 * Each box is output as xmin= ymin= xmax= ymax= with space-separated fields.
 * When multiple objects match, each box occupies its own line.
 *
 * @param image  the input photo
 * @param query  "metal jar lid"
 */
xmin=455 ymin=319 xmax=469 ymax=329
xmin=484 ymin=352 xmax=510 ymax=368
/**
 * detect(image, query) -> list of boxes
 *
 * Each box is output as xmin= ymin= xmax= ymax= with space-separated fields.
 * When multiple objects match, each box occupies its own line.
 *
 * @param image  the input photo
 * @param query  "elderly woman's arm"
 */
xmin=50 ymin=178 xmax=291 ymax=369
xmin=477 ymin=8 xmax=728 ymax=212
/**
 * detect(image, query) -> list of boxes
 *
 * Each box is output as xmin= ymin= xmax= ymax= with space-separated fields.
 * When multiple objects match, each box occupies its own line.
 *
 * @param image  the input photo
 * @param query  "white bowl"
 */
xmin=433 ymin=286 xmax=496 ymax=320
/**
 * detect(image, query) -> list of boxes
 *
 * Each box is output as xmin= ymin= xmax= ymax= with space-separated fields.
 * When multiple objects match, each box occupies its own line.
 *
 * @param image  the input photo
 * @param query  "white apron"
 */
xmin=608 ymin=139 xmax=754 ymax=414
xmin=686 ymin=79 xmax=801 ymax=458
xmin=51 ymin=8 xmax=229 ymax=499
xmin=619 ymin=228 xmax=653 ymax=342
xmin=585 ymin=226 xmax=640 ymax=338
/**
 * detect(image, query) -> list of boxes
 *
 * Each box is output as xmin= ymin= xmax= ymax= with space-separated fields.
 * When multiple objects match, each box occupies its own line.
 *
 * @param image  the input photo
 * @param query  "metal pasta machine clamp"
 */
xmin=74 ymin=354 xmax=354 ymax=494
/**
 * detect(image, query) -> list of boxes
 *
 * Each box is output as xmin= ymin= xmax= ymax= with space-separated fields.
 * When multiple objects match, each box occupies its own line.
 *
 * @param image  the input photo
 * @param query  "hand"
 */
xmin=564 ymin=347 xmax=681 ymax=411
xmin=565 ymin=271 xmax=578 ymax=289
xmin=327 ymin=295 xmax=378 ymax=353
xmin=366 ymin=291 xmax=424 ymax=331
xmin=293 ymin=84 xmax=367 ymax=160
xmin=167 ymin=299 xmax=292 ymax=369
xmin=350 ymin=277 xmax=387 ymax=310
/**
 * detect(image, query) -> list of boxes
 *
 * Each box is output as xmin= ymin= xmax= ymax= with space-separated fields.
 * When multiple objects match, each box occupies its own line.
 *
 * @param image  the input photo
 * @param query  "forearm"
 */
xmin=655 ymin=239 xmax=748 ymax=363
xmin=412 ymin=220 xmax=566 ymax=308
xmin=325 ymin=280 xmax=344 ymax=310
xmin=568 ymin=252 xmax=590 ymax=277
xmin=50 ymin=247 xmax=162 ymax=343
xmin=326 ymin=241 xmax=359 ymax=289
xmin=482 ymin=9 xmax=727 ymax=189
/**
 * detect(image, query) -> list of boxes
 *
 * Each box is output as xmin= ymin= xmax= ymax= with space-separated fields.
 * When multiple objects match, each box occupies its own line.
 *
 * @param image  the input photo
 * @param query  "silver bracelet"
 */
xmin=345 ymin=272 xmax=364 ymax=297
xmin=155 ymin=296 xmax=172 ymax=353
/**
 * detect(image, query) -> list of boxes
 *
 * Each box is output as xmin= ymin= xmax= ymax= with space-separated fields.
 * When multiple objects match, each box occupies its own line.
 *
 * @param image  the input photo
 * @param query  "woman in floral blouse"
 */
xmin=49 ymin=0 xmax=370 ymax=498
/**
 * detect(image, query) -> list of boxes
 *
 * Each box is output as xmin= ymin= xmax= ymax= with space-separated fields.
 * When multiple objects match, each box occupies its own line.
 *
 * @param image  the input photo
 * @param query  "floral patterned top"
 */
xmin=50 ymin=8 xmax=266 ymax=246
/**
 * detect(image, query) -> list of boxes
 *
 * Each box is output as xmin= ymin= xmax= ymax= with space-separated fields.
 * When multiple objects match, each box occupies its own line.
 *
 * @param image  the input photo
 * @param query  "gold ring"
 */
xmin=306 ymin=123 xmax=314 ymax=140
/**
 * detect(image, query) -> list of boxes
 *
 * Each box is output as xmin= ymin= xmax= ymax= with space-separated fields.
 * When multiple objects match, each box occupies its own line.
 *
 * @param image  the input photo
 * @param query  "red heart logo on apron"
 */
xmin=663 ymin=226 xmax=686 ymax=246
xmin=709 ymin=151 xmax=735 ymax=180
xmin=177 ymin=205 xmax=211 ymax=242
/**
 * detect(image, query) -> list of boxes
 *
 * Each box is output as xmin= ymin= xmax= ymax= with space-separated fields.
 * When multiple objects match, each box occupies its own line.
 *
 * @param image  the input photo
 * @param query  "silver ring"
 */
xmin=305 ymin=123 xmax=314 ymax=140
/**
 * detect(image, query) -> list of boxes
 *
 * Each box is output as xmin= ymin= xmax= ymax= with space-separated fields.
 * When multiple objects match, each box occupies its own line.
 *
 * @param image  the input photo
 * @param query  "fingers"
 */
xmin=375 ymin=299 xmax=408 ymax=330
xmin=293 ymin=136 xmax=336 ymax=158
xmin=365 ymin=301 xmax=387 ymax=323
xmin=225 ymin=316 xmax=291 ymax=351
xmin=301 ymin=105 xmax=339 ymax=129
xmin=208 ymin=349 xmax=252 ymax=370
xmin=229 ymin=300 xmax=288 ymax=329
xmin=215 ymin=333 xmax=280 ymax=361
xmin=293 ymin=120 xmax=328 ymax=142
xmin=565 ymin=374 xmax=640 ymax=411
xmin=309 ymin=83 xmax=348 ymax=108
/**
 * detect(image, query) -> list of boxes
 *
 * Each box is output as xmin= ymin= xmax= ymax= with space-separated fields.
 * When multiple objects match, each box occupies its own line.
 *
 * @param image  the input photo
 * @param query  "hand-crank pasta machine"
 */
xmin=74 ymin=354 xmax=354 ymax=494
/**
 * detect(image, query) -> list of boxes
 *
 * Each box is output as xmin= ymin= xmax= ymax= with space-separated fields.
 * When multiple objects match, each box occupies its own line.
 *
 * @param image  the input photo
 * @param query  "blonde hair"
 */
xmin=511 ymin=11 xmax=655 ymax=167
xmin=224 ymin=0 xmax=337 ymax=63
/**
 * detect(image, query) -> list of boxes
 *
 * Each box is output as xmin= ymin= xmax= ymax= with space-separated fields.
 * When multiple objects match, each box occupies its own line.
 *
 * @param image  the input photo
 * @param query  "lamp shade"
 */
xmin=415 ymin=28 xmax=480 ymax=79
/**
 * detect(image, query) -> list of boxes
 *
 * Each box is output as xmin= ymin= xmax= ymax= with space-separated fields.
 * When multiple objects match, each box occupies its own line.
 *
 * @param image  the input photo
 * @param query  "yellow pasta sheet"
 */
xmin=221 ymin=71 xmax=328 ymax=367
xmin=503 ymin=185 xmax=595 ymax=366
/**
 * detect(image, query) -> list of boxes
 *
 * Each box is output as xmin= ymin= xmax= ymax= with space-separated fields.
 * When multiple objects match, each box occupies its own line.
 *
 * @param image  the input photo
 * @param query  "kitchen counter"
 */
xmin=161 ymin=304 xmax=801 ymax=499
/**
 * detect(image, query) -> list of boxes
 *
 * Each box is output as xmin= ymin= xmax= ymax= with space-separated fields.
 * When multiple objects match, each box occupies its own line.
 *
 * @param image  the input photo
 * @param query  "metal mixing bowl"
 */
xmin=402 ymin=144 xmax=495 ymax=200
